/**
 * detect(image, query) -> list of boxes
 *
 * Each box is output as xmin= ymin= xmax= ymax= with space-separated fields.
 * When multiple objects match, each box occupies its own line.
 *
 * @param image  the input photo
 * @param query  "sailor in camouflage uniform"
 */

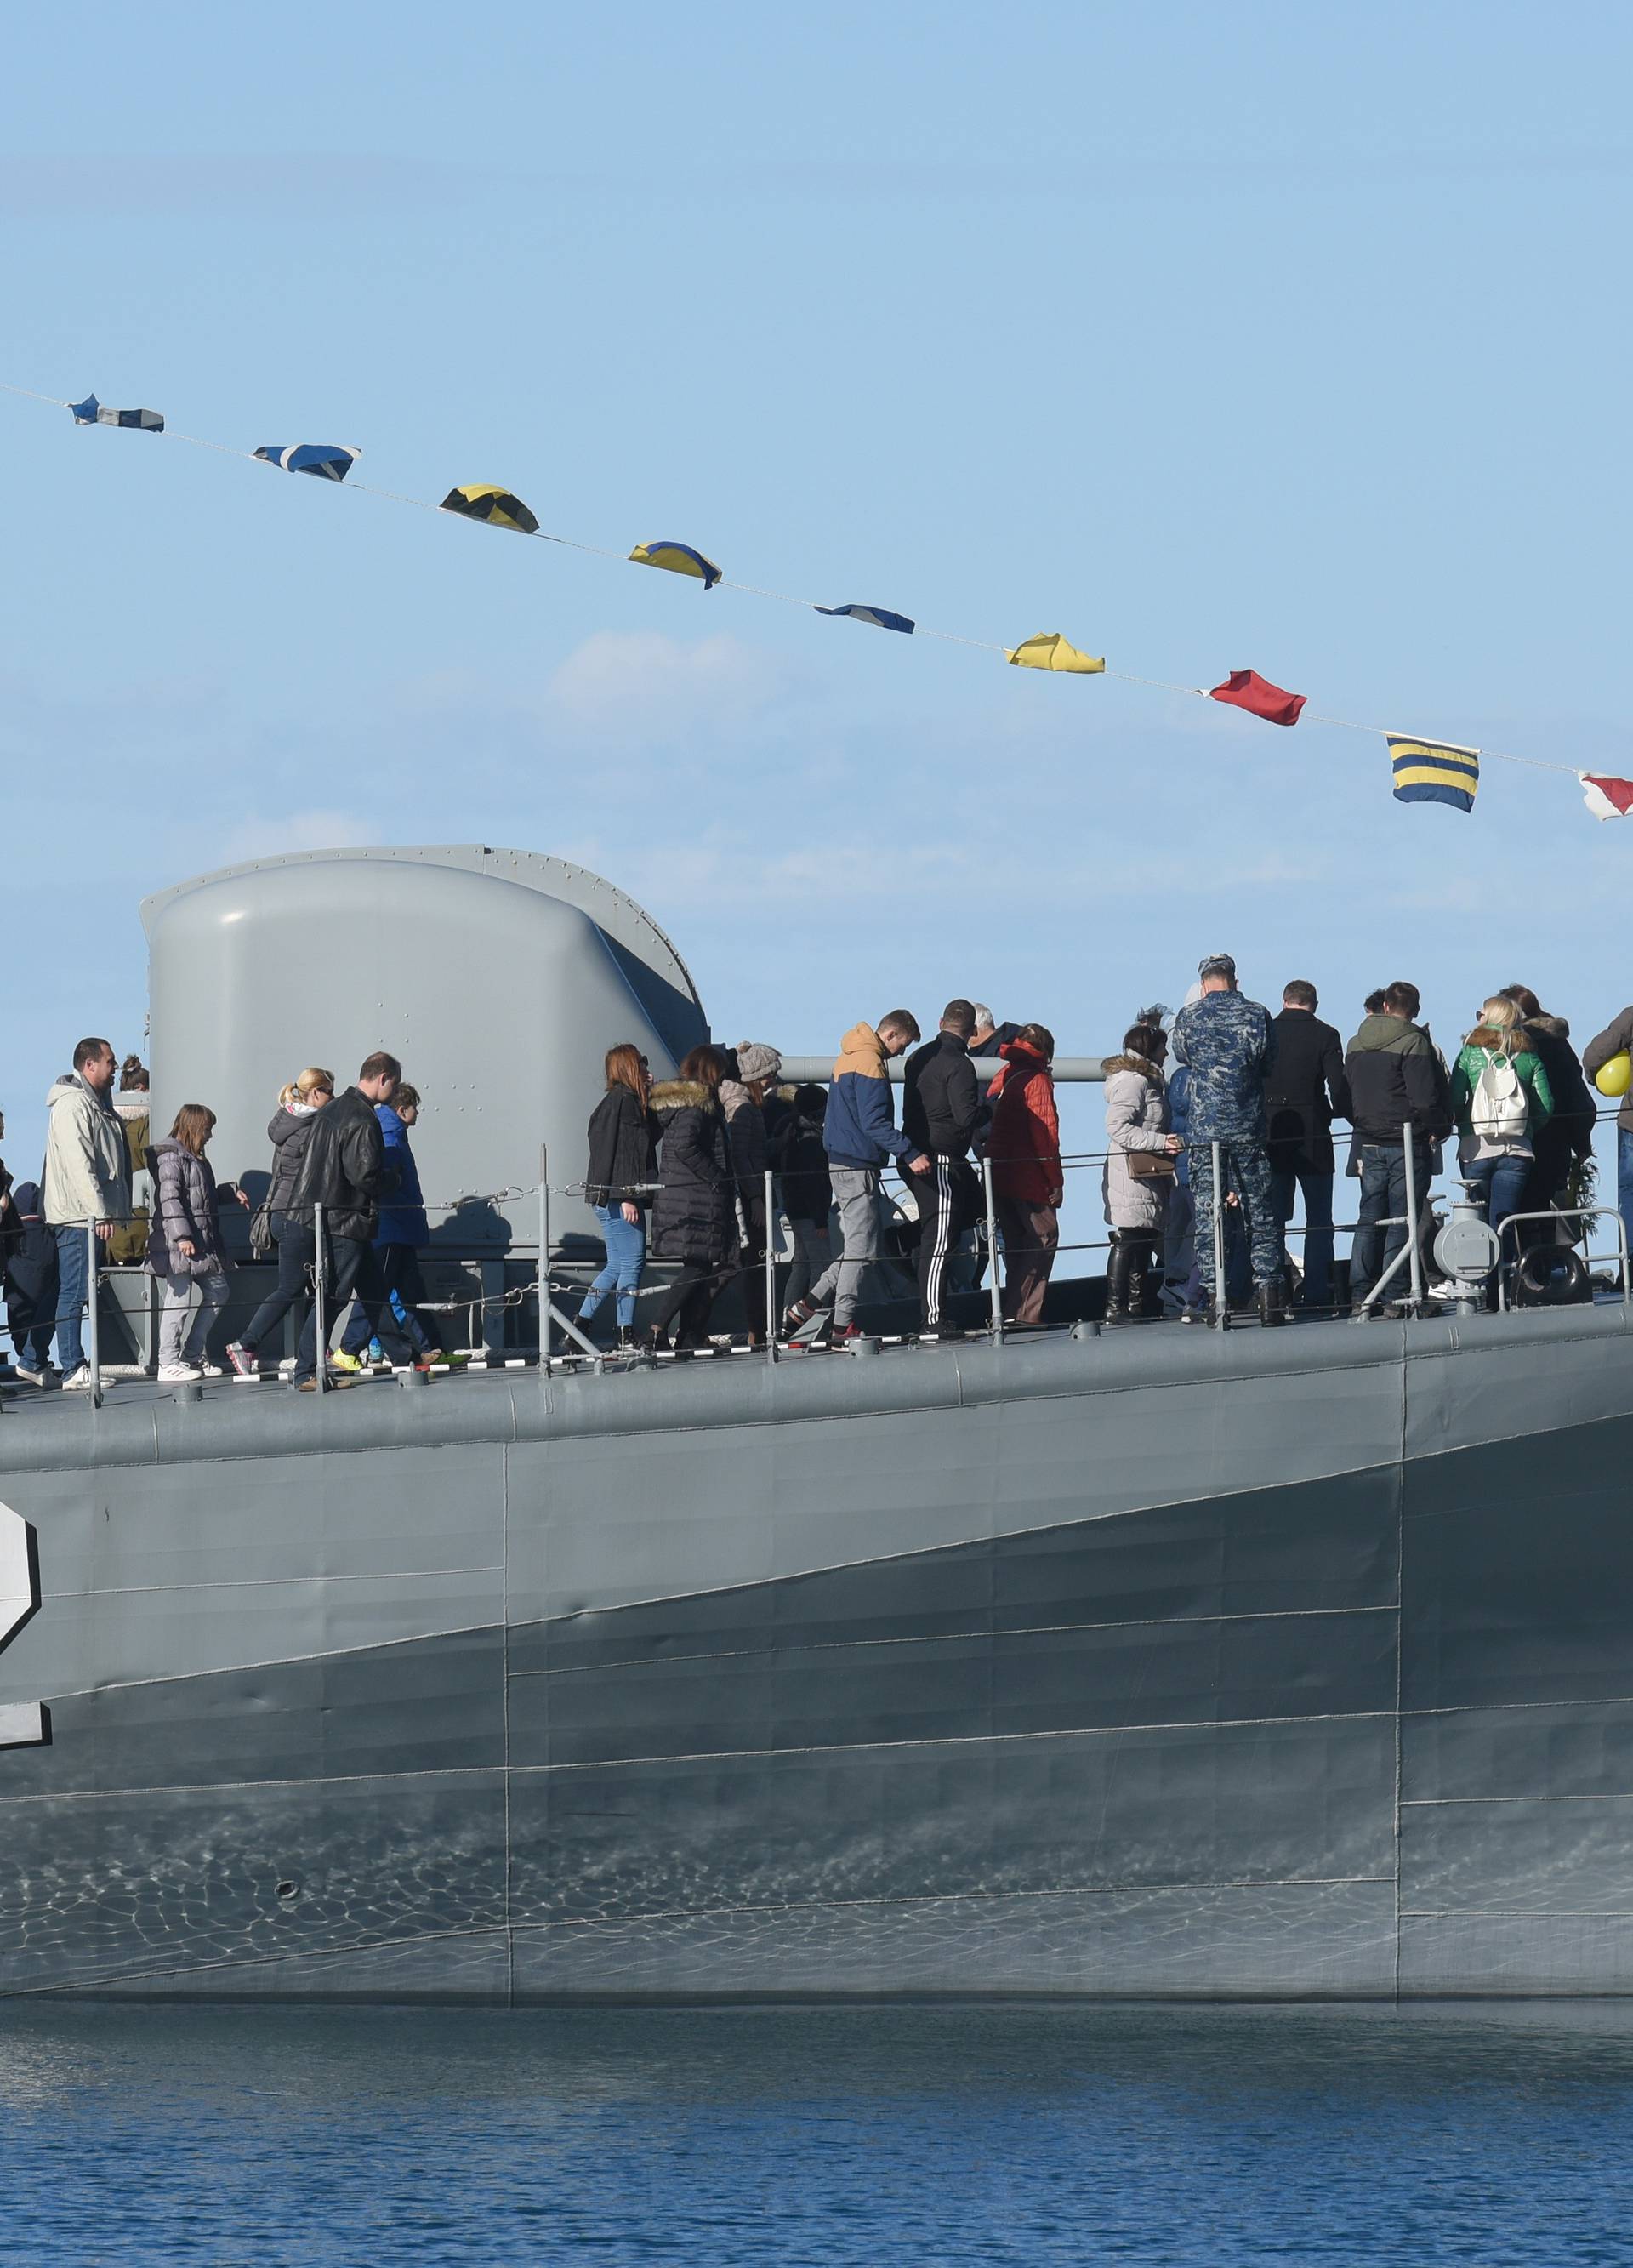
xmin=1169 ymin=954 xmax=1286 ymax=1325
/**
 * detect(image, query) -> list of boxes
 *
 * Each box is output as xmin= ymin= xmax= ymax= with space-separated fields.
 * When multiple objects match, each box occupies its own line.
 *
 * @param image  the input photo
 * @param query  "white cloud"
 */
xmin=221 ymin=809 xmax=382 ymax=862
xmin=546 ymin=630 xmax=791 ymax=742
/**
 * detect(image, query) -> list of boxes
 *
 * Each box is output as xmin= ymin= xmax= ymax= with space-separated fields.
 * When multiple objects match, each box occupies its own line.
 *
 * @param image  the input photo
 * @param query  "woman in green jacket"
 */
xmin=1449 ymin=994 xmax=1554 ymax=1258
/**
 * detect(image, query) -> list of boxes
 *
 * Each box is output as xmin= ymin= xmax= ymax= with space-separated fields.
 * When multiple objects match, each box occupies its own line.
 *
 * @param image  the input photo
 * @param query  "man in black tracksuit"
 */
xmin=902 ymin=1000 xmax=981 ymax=1334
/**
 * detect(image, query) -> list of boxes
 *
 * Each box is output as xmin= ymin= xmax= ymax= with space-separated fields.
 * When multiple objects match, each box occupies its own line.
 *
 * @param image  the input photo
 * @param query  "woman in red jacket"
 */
xmin=988 ymin=1023 xmax=1063 ymax=1325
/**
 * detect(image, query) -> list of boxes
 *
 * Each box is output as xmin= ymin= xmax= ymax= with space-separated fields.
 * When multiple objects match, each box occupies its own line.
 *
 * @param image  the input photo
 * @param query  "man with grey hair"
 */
xmin=969 ymin=1006 xmax=1021 ymax=1059
xmin=1170 ymin=955 xmax=1283 ymax=1326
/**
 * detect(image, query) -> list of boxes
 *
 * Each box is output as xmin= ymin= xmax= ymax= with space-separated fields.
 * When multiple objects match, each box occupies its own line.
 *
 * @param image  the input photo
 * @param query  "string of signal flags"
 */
xmin=9 ymin=378 xmax=1633 ymax=826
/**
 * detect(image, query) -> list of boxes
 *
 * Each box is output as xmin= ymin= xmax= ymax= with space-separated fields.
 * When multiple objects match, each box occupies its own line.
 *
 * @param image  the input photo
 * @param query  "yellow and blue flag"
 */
xmin=629 ymin=539 xmax=721 ymax=590
xmin=1389 ymin=734 xmax=1479 ymax=813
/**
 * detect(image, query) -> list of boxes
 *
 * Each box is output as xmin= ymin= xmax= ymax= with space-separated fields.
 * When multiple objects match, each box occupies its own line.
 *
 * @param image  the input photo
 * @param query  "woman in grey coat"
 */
xmin=145 ymin=1103 xmax=248 ymax=1380
xmin=1101 ymin=1014 xmax=1183 ymax=1324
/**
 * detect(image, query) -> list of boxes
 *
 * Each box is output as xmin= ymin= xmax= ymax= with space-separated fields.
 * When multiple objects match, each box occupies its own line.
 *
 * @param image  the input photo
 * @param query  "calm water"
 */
xmin=2 ymin=2001 xmax=1631 ymax=2265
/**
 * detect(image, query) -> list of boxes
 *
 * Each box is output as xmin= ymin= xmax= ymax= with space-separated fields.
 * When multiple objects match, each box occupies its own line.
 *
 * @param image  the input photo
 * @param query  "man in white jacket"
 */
xmin=43 ymin=1038 xmax=131 ymax=1388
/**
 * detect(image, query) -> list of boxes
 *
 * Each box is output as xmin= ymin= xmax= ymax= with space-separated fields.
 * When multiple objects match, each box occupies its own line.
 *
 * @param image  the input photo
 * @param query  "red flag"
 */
xmin=1208 ymin=669 xmax=1306 ymax=727
xmin=1580 ymin=772 xmax=1633 ymax=820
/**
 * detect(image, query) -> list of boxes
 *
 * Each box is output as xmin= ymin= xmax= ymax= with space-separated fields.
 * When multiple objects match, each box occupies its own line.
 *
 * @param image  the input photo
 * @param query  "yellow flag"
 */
xmin=1005 ymin=632 xmax=1105 ymax=675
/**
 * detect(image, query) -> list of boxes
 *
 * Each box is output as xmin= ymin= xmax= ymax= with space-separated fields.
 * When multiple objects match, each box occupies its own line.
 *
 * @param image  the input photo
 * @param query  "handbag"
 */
xmin=249 ymin=1197 xmax=276 ymax=1258
xmin=1127 ymin=1148 xmax=1176 ymax=1182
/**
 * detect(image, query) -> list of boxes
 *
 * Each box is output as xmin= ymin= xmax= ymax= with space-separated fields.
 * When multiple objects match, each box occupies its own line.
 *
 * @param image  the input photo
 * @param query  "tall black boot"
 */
xmin=1105 ymin=1235 xmax=1134 ymax=1324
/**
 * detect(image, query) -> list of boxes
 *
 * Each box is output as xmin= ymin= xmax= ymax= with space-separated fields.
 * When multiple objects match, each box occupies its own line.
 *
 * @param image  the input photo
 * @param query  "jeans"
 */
xmin=158 ymin=1267 xmax=230 ymax=1367
xmin=341 ymin=1245 xmax=439 ymax=1360
xmin=294 ymin=1235 xmax=390 ymax=1382
xmin=1271 ymin=1165 xmax=1336 ymax=1307
xmin=808 ymin=1166 xmax=883 ymax=1326
xmin=53 ymin=1222 xmax=98 ymax=1376
xmin=239 ymin=1212 xmax=316 ymax=1356
xmin=579 ymin=1205 xmax=646 ymax=1331
xmin=1462 ymin=1152 xmax=1531 ymax=1266
xmin=1350 ymin=1145 xmax=1409 ymax=1309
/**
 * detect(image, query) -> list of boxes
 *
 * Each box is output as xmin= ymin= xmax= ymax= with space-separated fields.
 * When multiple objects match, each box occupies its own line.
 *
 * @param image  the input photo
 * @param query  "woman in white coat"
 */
xmin=1102 ymin=1013 xmax=1184 ymax=1322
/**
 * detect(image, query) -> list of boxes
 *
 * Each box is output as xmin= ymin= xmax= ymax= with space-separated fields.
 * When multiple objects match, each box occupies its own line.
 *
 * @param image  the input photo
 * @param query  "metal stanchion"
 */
xmin=313 ymin=1204 xmax=327 ymax=1396
xmin=763 ymin=1168 xmax=777 ymax=1367
xmin=1210 ymin=1142 xmax=1227 ymax=1327
xmin=85 ymin=1219 xmax=101 ymax=1408
xmin=1403 ymin=1122 xmax=1425 ymax=1312
xmin=539 ymin=1148 xmax=551 ymax=1366
xmin=982 ymin=1155 xmax=1004 ymax=1342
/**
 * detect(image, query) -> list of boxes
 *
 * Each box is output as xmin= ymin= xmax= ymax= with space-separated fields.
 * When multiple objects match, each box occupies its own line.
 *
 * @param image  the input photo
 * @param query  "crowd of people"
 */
xmin=0 ymin=966 xmax=1624 ymax=1388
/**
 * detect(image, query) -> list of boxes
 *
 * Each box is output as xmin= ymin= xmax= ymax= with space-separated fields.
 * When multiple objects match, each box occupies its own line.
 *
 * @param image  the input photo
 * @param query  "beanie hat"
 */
xmin=734 ymin=1042 xmax=782 ymax=1085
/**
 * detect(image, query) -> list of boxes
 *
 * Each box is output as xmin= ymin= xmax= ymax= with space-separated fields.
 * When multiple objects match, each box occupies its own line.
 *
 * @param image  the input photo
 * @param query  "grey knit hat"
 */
xmin=734 ymin=1042 xmax=782 ymax=1085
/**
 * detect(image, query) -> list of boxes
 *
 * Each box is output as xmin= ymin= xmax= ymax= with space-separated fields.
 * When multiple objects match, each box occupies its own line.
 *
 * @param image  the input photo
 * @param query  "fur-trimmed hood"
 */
xmin=1528 ymin=1011 xmax=1571 ymax=1040
xmin=1102 ymin=1052 xmax=1164 ymax=1085
xmin=650 ymin=1079 xmax=718 ymax=1113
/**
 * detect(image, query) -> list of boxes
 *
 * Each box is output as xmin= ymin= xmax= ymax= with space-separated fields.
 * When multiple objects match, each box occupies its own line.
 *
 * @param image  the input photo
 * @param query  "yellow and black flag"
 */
xmin=1388 ymin=735 xmax=1479 ymax=814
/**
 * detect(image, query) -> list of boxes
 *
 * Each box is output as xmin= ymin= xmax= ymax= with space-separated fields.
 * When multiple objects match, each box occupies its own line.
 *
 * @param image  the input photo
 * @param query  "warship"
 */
xmin=2 ymin=845 xmax=1631 ymax=2004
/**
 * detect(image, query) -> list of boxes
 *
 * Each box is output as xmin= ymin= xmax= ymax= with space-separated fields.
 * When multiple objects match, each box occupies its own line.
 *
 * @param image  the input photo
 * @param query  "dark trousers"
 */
xmin=5 ymin=1285 xmax=58 ymax=1370
xmin=1270 ymin=1165 xmax=1336 ymax=1307
xmin=341 ymin=1245 xmax=440 ymax=1360
xmin=651 ymin=1259 xmax=735 ymax=1348
xmin=240 ymin=1213 xmax=316 ymax=1356
xmin=738 ymin=1196 xmax=769 ymax=1342
xmin=915 ymin=1157 xmax=976 ymax=1329
xmin=994 ymin=1194 xmax=1059 ymax=1325
xmin=293 ymin=1234 xmax=391 ymax=1382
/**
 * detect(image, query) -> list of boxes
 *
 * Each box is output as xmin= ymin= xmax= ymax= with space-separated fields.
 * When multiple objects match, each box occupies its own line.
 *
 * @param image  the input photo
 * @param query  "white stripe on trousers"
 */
xmin=923 ymin=1160 xmax=956 ymax=1326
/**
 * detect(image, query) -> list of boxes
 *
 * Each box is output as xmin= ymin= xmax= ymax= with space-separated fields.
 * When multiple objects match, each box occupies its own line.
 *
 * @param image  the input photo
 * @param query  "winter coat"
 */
xmin=720 ymin=1080 xmax=769 ymax=1204
xmin=969 ymin=1022 xmax=1022 ymax=1057
xmin=282 ymin=1086 xmax=392 ymax=1244
xmin=263 ymin=1103 xmax=324 ymax=1217
xmin=1521 ymin=1015 xmax=1595 ymax=1197
xmin=649 ymin=1080 xmax=738 ymax=1268
xmin=1170 ymin=991 xmax=1277 ymax=1145
xmin=145 ymin=1140 xmax=232 ymax=1279
xmin=1344 ymin=1013 xmax=1452 ymax=1147
xmin=822 ymin=1023 xmax=924 ymax=1173
xmin=42 ymin=1075 xmax=132 ymax=1228
xmin=902 ymin=1033 xmax=980 ymax=1160
xmin=777 ymin=1102 xmax=833 ymax=1228
xmin=1449 ymin=1037 xmax=1553 ymax=1159
xmin=1263 ymin=1009 xmax=1351 ymax=1175
xmin=1584 ymin=1006 xmax=1633 ymax=1134
xmin=370 ymin=1104 xmax=429 ymax=1246
xmin=3 ymin=1181 xmax=58 ymax=1320
xmin=988 ymin=1040 xmax=1061 ymax=1205
xmin=1101 ymin=1055 xmax=1173 ymax=1231
xmin=585 ymin=1086 xmax=658 ymax=1211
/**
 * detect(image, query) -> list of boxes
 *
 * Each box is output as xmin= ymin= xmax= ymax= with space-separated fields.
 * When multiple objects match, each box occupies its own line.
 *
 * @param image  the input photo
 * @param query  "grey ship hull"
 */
xmin=2 ymin=1306 xmax=1631 ymax=2003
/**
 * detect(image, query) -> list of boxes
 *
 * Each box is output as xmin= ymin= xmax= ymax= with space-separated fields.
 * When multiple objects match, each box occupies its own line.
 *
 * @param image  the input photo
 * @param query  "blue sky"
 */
xmin=4 ymin=3 xmax=1633 ymax=1180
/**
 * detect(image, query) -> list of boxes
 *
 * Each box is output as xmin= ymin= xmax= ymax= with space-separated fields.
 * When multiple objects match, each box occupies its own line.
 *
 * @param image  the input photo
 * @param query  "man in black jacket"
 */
xmin=1344 ymin=983 xmax=1450 ymax=1313
xmin=284 ymin=1050 xmax=402 ymax=1388
xmin=1264 ymin=980 xmax=1351 ymax=1310
xmin=902 ymin=1000 xmax=981 ymax=1334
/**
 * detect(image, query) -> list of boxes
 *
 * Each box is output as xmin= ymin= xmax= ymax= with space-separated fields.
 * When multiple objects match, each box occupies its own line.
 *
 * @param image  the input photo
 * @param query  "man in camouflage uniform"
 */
xmin=1170 ymin=953 xmax=1285 ymax=1326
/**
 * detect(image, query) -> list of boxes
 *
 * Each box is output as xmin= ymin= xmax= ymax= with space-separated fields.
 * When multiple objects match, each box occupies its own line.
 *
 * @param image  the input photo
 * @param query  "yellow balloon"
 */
xmin=1595 ymin=1051 xmax=1631 ymax=1098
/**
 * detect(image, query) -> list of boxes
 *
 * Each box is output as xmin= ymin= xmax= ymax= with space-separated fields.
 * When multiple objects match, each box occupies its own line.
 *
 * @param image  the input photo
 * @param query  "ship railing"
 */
xmin=1494 ymin=1208 xmax=1630 ymax=1314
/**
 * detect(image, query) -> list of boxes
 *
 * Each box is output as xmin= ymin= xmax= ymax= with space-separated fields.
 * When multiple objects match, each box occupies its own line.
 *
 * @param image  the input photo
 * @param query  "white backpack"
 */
xmin=1469 ymin=1047 xmax=1528 ymax=1141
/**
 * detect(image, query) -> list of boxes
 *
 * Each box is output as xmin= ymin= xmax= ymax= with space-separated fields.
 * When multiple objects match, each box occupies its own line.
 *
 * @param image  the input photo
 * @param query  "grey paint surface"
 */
xmin=141 ymin=846 xmax=708 ymax=1247
xmin=2 ymin=1304 xmax=1631 ymax=2001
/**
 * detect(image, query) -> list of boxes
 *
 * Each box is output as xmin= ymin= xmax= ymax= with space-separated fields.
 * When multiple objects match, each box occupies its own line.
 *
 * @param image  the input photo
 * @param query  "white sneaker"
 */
xmin=60 ymin=1366 xmax=108 ymax=1391
xmin=196 ymin=1363 xmax=225 ymax=1379
xmin=156 ymin=1363 xmax=201 ymax=1383
xmin=14 ymin=1365 xmax=52 ymax=1388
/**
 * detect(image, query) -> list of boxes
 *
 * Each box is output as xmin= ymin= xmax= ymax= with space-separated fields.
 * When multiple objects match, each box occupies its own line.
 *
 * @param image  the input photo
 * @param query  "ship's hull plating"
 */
xmin=2 ymin=1307 xmax=1631 ymax=2002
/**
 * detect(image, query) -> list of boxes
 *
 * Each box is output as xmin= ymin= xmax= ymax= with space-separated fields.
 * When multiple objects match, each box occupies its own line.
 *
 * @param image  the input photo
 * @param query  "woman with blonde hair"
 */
xmin=225 ymin=1068 xmax=334 ymax=1378
xmin=1449 ymin=994 xmax=1554 ymax=1269
xmin=145 ymin=1104 xmax=246 ymax=1381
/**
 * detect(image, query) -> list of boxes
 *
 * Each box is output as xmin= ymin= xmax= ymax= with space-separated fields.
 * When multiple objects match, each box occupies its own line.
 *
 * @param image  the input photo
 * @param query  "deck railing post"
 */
xmin=1403 ymin=1121 xmax=1425 ymax=1312
xmin=85 ymin=1218 xmax=101 ymax=1408
xmin=538 ymin=1148 xmax=550 ymax=1367
xmin=982 ymin=1154 xmax=1004 ymax=1342
xmin=313 ymin=1204 xmax=327 ymax=1396
xmin=1210 ymin=1142 xmax=1227 ymax=1327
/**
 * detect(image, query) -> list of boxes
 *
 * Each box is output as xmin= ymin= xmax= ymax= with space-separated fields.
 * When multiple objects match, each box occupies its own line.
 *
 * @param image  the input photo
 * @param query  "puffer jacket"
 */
xmin=1169 ymin=990 xmax=1277 ymax=1144
xmin=822 ymin=1023 xmax=924 ymax=1172
xmin=988 ymin=1040 xmax=1061 ymax=1205
xmin=282 ymin=1086 xmax=392 ymax=1243
xmin=145 ymin=1140 xmax=232 ymax=1279
xmin=264 ymin=1103 xmax=324 ymax=1216
xmin=373 ymin=1103 xmax=430 ymax=1246
xmin=42 ymin=1075 xmax=132 ymax=1228
xmin=1101 ymin=1055 xmax=1173 ymax=1231
xmin=649 ymin=1080 xmax=738 ymax=1268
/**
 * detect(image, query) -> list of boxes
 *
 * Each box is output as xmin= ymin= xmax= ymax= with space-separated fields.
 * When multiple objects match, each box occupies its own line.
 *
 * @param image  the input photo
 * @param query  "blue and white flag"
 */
xmin=254 ymin=443 xmax=361 ymax=481
xmin=815 ymin=602 xmax=914 ymax=635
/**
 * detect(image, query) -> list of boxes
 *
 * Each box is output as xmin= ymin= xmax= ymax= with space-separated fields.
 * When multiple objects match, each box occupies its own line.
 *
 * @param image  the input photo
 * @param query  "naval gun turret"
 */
xmin=141 ymin=845 xmax=708 ymax=1251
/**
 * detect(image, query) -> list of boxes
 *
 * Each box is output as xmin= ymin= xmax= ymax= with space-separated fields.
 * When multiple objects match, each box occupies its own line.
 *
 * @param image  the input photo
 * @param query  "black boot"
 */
xmin=1257 ymin=1277 xmax=1288 ymax=1328
xmin=1104 ymin=1235 xmax=1133 ymax=1324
